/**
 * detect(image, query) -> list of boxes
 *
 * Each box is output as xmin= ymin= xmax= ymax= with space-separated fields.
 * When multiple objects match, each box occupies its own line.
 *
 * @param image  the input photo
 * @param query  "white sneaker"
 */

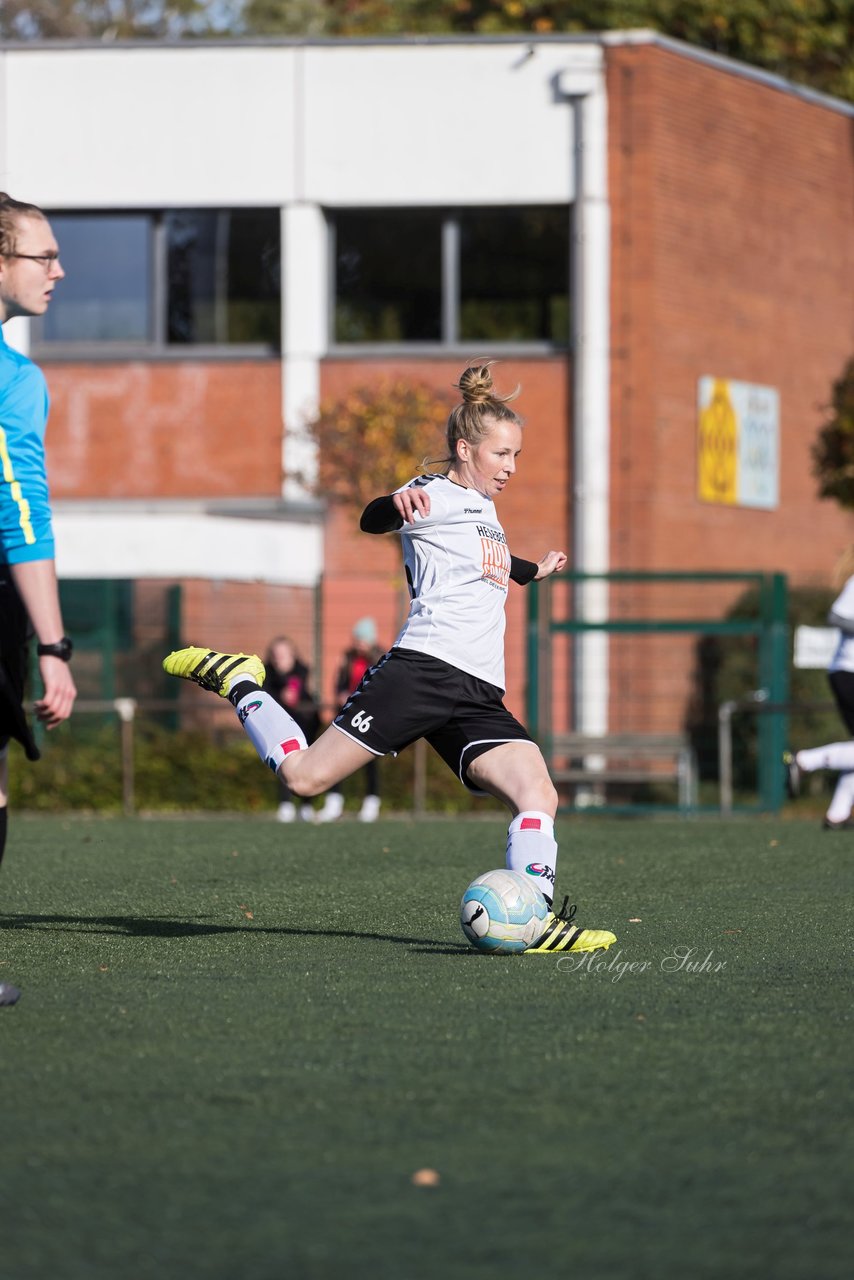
xmin=276 ymin=801 xmax=296 ymax=823
xmin=299 ymin=803 xmax=316 ymax=823
xmin=359 ymin=794 xmax=381 ymax=823
xmin=316 ymin=792 xmax=345 ymax=823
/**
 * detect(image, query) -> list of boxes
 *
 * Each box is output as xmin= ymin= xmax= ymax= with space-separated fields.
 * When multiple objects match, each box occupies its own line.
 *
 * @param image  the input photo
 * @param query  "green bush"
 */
xmin=9 ymin=722 xmax=125 ymax=812
xmin=7 ymin=716 xmax=501 ymax=816
xmin=686 ymin=583 xmax=840 ymax=791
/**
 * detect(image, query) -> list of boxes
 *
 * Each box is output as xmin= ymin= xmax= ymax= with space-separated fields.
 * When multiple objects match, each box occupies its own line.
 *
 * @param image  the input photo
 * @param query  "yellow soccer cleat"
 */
xmin=163 ymin=646 xmax=265 ymax=698
xmin=524 ymin=897 xmax=617 ymax=955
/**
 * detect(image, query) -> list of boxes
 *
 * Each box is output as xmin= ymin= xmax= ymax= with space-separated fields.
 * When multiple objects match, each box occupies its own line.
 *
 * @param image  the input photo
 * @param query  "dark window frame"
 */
xmin=32 ymin=207 xmax=282 ymax=361
xmin=328 ymin=204 xmax=572 ymax=354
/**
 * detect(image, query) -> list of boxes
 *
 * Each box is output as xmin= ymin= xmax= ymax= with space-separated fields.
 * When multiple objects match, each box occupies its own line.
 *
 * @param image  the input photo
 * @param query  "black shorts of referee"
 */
xmin=0 ymin=570 xmax=40 ymax=763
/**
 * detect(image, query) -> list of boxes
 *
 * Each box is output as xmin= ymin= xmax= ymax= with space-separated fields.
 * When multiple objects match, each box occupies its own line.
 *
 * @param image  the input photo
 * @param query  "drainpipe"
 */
xmin=281 ymin=201 xmax=327 ymax=502
xmin=555 ymin=56 xmax=611 ymax=736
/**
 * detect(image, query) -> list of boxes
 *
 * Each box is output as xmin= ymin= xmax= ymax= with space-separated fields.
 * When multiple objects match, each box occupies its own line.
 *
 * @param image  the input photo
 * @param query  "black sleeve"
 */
xmin=360 ymin=495 xmax=403 ymax=534
xmin=510 ymin=556 xmax=539 ymax=585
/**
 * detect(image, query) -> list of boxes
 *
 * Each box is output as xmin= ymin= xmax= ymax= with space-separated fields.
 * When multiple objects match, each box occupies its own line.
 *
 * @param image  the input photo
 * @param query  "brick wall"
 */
xmin=42 ymin=360 xmax=283 ymax=498
xmin=605 ymin=44 xmax=854 ymax=742
xmin=607 ymin=43 xmax=854 ymax=587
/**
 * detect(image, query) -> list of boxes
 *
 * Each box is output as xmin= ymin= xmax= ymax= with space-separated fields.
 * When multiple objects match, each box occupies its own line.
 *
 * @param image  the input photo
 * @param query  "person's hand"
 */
xmin=534 ymin=550 xmax=568 ymax=580
xmin=34 ymin=656 xmax=77 ymax=728
xmin=393 ymin=488 xmax=431 ymax=524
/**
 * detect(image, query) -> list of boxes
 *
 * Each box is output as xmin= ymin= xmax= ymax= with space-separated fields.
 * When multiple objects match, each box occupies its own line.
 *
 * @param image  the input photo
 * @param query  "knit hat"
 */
xmin=352 ymin=617 xmax=378 ymax=645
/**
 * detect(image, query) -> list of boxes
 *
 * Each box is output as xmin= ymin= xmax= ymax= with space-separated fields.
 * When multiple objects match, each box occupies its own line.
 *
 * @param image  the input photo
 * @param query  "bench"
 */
xmin=548 ymin=733 xmax=698 ymax=810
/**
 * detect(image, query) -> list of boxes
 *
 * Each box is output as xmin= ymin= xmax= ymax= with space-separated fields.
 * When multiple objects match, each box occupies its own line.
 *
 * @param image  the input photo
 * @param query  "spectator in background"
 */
xmin=316 ymin=617 xmax=383 ymax=823
xmin=0 ymin=193 xmax=77 ymax=1007
xmin=263 ymin=636 xmax=320 ymax=823
xmin=785 ymin=544 xmax=854 ymax=829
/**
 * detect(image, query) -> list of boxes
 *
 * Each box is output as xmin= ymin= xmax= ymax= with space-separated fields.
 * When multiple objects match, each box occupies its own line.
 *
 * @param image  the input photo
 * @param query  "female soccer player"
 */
xmin=164 ymin=363 xmax=615 ymax=955
xmin=785 ymin=543 xmax=854 ymax=829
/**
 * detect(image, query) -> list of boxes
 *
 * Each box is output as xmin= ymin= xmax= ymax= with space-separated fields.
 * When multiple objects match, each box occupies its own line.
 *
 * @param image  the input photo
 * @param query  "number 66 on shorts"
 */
xmin=350 ymin=710 xmax=373 ymax=734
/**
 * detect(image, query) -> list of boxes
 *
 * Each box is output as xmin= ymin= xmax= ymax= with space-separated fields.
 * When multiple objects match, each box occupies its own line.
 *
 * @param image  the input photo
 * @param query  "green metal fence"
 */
xmin=526 ymin=571 xmax=790 ymax=813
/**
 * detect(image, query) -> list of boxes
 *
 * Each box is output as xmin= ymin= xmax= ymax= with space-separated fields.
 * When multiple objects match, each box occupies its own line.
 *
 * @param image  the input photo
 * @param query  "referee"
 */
xmin=0 ymin=194 xmax=76 ymax=1007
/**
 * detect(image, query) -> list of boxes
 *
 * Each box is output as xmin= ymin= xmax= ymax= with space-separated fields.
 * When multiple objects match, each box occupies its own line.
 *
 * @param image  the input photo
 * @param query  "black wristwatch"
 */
xmin=36 ymin=636 xmax=73 ymax=662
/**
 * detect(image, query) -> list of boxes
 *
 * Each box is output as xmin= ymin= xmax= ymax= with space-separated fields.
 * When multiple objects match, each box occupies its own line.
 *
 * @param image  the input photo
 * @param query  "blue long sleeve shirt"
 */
xmin=0 ymin=327 xmax=55 ymax=565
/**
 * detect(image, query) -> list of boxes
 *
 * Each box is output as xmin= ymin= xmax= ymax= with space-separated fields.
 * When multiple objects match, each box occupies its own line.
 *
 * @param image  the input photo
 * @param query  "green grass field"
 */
xmin=1 ymin=814 xmax=851 ymax=1280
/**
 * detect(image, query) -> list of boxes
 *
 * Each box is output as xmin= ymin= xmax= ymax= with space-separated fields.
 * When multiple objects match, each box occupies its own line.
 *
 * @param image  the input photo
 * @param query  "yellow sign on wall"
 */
xmin=697 ymin=377 xmax=779 ymax=510
xmin=698 ymin=378 xmax=738 ymax=504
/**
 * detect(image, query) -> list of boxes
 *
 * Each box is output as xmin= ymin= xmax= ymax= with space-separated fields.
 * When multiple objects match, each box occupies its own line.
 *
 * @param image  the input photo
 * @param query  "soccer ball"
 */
xmin=460 ymin=869 xmax=549 ymax=954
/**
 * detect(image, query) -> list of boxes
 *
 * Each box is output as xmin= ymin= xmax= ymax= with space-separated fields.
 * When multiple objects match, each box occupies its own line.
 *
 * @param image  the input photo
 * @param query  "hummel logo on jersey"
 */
xmin=526 ymin=862 xmax=556 ymax=885
xmin=237 ymin=699 xmax=263 ymax=724
xmin=464 ymin=507 xmax=483 ymax=514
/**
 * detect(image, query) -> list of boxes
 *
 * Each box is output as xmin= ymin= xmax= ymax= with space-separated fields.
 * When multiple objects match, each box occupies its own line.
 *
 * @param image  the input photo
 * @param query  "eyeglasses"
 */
xmin=3 ymin=252 xmax=62 ymax=269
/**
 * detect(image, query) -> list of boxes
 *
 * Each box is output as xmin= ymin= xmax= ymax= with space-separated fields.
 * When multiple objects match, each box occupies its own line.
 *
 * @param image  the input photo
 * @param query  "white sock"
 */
xmin=505 ymin=811 xmax=557 ymax=906
xmin=798 ymin=743 xmax=854 ymax=772
xmin=827 ymin=770 xmax=854 ymax=823
xmin=235 ymin=690 xmax=307 ymax=772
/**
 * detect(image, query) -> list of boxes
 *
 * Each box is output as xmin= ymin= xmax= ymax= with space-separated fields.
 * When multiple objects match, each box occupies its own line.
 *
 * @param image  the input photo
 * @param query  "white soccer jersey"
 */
xmin=829 ymin=574 xmax=854 ymax=673
xmin=391 ymin=473 xmax=513 ymax=690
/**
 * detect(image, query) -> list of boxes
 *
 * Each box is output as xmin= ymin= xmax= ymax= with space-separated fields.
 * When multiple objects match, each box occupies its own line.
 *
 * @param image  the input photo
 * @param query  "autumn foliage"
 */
xmin=4 ymin=3 xmax=853 ymax=104
xmin=812 ymin=356 xmax=854 ymax=510
xmin=306 ymin=380 xmax=451 ymax=511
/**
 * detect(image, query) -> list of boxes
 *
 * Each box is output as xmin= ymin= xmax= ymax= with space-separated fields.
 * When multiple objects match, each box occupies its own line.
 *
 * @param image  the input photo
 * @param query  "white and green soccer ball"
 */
xmin=460 ymin=869 xmax=549 ymax=954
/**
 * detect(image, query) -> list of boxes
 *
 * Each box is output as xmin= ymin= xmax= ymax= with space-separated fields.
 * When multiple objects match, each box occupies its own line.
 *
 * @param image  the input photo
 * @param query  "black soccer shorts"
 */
xmin=0 ymin=571 xmax=40 ymax=761
xmin=828 ymin=670 xmax=854 ymax=736
xmin=332 ymin=647 xmax=533 ymax=790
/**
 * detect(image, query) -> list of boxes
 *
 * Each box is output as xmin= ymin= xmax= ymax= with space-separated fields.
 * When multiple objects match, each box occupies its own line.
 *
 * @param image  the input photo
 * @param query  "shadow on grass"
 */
xmin=0 ymin=912 xmax=471 ymax=952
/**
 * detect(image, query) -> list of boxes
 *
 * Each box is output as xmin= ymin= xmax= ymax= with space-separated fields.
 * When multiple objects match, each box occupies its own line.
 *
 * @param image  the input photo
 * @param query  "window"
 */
xmin=335 ymin=211 xmax=441 ymax=343
xmin=43 ymin=216 xmax=151 ymax=343
xmin=40 ymin=209 xmax=280 ymax=352
xmin=165 ymin=210 xmax=280 ymax=346
xmin=332 ymin=206 xmax=569 ymax=347
xmin=458 ymin=208 xmax=570 ymax=345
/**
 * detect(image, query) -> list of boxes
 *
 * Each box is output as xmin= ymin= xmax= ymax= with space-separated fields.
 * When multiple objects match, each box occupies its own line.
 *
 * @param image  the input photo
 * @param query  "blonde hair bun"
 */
xmin=455 ymin=361 xmax=519 ymax=407
xmin=456 ymin=363 xmax=495 ymax=405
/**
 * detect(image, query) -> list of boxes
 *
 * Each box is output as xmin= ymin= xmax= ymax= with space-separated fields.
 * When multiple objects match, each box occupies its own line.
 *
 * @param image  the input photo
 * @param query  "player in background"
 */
xmin=0 ymin=193 xmax=77 ymax=1007
xmin=785 ymin=544 xmax=854 ymax=829
xmin=164 ymin=363 xmax=615 ymax=955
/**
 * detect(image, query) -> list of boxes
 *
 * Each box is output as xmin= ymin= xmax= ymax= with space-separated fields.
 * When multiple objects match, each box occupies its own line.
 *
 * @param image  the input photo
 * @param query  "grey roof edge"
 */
xmin=52 ymin=496 xmax=327 ymax=522
xmin=601 ymin=28 xmax=854 ymax=118
xmin=1 ymin=28 xmax=852 ymax=118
